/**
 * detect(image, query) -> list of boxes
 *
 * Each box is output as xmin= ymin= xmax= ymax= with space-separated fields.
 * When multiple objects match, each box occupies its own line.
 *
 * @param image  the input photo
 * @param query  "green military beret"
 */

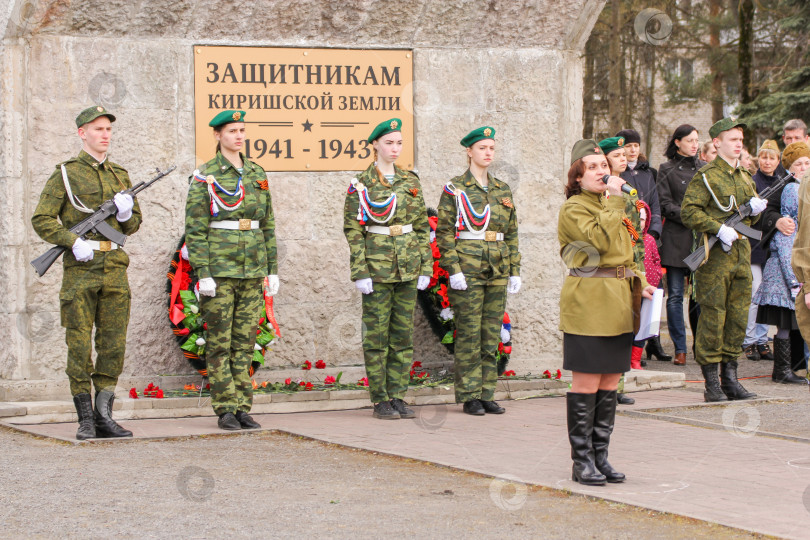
xmin=460 ymin=126 xmax=495 ymax=148
xmin=367 ymin=118 xmax=402 ymax=143
xmin=570 ymin=139 xmax=603 ymax=165
xmin=209 ymin=110 xmax=246 ymax=128
xmin=709 ymin=117 xmax=746 ymax=139
xmin=598 ymin=136 xmax=625 ymax=156
xmin=75 ymin=105 xmax=116 ymax=128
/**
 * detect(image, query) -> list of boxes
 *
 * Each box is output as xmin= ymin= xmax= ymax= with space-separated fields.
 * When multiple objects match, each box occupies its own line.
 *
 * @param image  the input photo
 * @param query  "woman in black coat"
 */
xmin=657 ymin=124 xmax=705 ymax=365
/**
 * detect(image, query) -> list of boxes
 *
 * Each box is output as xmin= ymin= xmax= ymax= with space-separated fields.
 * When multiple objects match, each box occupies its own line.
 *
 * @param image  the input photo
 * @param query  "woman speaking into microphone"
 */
xmin=558 ymin=139 xmax=655 ymax=486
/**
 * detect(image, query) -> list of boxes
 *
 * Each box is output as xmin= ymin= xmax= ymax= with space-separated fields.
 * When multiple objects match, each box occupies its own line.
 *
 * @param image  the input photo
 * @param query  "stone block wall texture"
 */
xmin=0 ymin=0 xmax=604 ymax=384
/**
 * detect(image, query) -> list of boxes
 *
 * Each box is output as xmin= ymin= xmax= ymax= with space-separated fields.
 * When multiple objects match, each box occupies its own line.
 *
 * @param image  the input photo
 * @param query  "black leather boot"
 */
xmin=773 ymin=337 xmax=807 ymax=384
xmin=645 ymin=336 xmax=672 ymax=361
xmin=73 ymin=393 xmax=96 ymax=440
xmin=700 ymin=363 xmax=728 ymax=402
xmin=720 ymin=360 xmax=756 ymax=400
xmin=94 ymin=390 xmax=133 ymax=438
xmin=593 ymin=390 xmax=625 ymax=483
xmin=566 ymin=392 xmax=606 ymax=486
xmin=789 ymin=330 xmax=808 ymax=372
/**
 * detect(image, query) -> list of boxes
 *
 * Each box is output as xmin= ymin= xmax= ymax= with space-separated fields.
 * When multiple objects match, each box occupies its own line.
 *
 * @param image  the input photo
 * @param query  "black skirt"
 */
xmin=756 ymin=305 xmax=798 ymax=331
xmin=563 ymin=333 xmax=633 ymax=374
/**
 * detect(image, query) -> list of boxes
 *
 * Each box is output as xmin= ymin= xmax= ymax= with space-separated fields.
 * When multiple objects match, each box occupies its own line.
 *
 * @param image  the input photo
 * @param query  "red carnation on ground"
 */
xmin=315 ymin=360 xmax=326 ymax=369
xmin=302 ymin=360 xmax=312 ymax=370
xmin=555 ymin=369 xmax=562 ymax=380
xmin=156 ymin=389 xmax=164 ymax=399
xmin=543 ymin=370 xmax=552 ymax=379
xmin=284 ymin=377 xmax=292 ymax=385
xmin=305 ymin=382 xmax=314 ymax=391
xmin=299 ymin=381 xmax=306 ymax=387
xmin=324 ymin=376 xmax=336 ymax=385
xmin=129 ymin=388 xmax=138 ymax=399
xmin=503 ymin=345 xmax=512 ymax=355
xmin=502 ymin=370 xmax=516 ymax=377
xmin=358 ymin=377 xmax=369 ymax=387
xmin=412 ymin=361 xmax=422 ymax=369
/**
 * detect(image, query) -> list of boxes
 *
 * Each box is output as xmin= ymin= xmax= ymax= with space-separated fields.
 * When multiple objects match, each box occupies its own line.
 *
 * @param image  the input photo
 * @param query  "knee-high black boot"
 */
xmin=789 ymin=330 xmax=808 ymax=373
xmin=773 ymin=337 xmax=806 ymax=384
xmin=593 ymin=390 xmax=625 ymax=483
xmin=566 ymin=392 xmax=606 ymax=486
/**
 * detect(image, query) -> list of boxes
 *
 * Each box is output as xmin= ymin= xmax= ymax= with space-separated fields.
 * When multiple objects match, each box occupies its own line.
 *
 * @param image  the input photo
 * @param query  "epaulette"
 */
xmin=408 ymin=170 xmax=419 ymax=180
xmin=108 ymin=161 xmax=127 ymax=173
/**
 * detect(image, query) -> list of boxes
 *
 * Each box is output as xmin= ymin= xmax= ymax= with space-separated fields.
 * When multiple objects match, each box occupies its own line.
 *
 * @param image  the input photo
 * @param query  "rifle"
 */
xmin=31 ymin=165 xmax=176 ymax=277
xmin=683 ymin=170 xmax=796 ymax=272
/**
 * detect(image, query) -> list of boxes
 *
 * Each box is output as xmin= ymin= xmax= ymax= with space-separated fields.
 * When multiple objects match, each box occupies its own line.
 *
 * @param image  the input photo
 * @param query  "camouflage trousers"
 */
xmin=361 ymin=280 xmax=417 ymax=403
xmin=448 ymin=282 xmax=507 ymax=403
xmin=694 ymin=242 xmax=752 ymax=366
xmin=199 ymin=277 xmax=264 ymax=416
xmin=59 ymin=265 xmax=130 ymax=396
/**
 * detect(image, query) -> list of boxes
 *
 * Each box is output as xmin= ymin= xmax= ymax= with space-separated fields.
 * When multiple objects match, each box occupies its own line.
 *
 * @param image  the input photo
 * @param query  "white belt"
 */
xmin=209 ymin=219 xmax=260 ymax=231
xmin=365 ymin=224 xmax=413 ymax=236
xmin=85 ymin=240 xmax=119 ymax=252
xmin=457 ymin=230 xmax=504 ymax=241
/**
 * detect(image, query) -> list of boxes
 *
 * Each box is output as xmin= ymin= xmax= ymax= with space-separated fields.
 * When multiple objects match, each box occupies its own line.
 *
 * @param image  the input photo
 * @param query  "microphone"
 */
xmin=602 ymin=175 xmax=637 ymax=196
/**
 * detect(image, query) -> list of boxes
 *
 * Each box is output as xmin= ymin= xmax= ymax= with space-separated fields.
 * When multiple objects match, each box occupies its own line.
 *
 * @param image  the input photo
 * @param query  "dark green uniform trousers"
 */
xmin=361 ymin=280 xmax=417 ymax=403
xmin=199 ymin=277 xmax=264 ymax=416
xmin=694 ymin=242 xmax=752 ymax=365
xmin=60 ymin=265 xmax=130 ymax=396
xmin=448 ymin=282 xmax=507 ymax=403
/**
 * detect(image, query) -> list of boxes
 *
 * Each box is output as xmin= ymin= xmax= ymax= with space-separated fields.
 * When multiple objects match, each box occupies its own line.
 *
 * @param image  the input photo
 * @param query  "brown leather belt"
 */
xmin=569 ymin=266 xmax=636 ymax=279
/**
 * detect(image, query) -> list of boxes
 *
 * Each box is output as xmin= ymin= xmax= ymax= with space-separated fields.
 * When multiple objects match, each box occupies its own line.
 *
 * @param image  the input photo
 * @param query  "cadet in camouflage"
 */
xmin=31 ymin=105 xmax=141 ymax=440
xmin=681 ymin=117 xmax=766 ymax=402
xmin=184 ymin=110 xmax=278 ymax=431
xmin=436 ymin=127 xmax=521 ymax=415
xmin=343 ymin=118 xmax=433 ymax=420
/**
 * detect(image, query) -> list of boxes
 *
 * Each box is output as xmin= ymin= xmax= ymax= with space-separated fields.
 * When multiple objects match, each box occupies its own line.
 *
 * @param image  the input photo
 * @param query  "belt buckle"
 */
xmin=239 ymin=219 xmax=252 ymax=231
xmin=485 ymin=231 xmax=497 ymax=242
xmin=616 ymin=266 xmax=625 ymax=279
xmin=98 ymin=241 xmax=111 ymax=252
xmin=389 ymin=224 xmax=403 ymax=236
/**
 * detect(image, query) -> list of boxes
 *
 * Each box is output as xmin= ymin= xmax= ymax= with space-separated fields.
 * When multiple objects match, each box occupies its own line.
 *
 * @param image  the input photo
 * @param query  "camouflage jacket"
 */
xmin=436 ymin=169 xmax=520 ymax=285
xmin=31 ymin=150 xmax=142 ymax=269
xmin=681 ymin=156 xmax=760 ymax=249
xmin=343 ymin=163 xmax=432 ymax=282
xmin=184 ymin=152 xmax=276 ymax=280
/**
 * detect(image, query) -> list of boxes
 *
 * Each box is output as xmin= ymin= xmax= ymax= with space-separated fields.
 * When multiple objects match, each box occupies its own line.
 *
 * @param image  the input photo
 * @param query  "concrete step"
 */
xmin=0 ymin=371 xmax=685 ymax=424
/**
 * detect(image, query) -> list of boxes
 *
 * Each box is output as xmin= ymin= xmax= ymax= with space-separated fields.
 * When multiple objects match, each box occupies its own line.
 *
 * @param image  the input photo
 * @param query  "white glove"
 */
xmin=113 ymin=193 xmax=134 ymax=222
xmin=355 ymin=278 xmax=373 ymax=295
xmin=508 ymin=276 xmax=522 ymax=294
xmin=265 ymin=275 xmax=279 ymax=296
xmin=749 ymin=197 xmax=767 ymax=216
xmin=72 ymin=238 xmax=94 ymax=262
xmin=197 ymin=277 xmax=217 ymax=297
xmin=717 ymin=224 xmax=738 ymax=246
xmin=449 ymin=272 xmax=467 ymax=290
xmin=416 ymin=276 xmax=431 ymax=290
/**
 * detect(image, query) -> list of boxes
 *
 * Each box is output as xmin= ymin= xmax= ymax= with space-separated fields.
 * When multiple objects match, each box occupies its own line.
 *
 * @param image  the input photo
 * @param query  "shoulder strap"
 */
xmin=61 ymin=164 xmax=94 ymax=214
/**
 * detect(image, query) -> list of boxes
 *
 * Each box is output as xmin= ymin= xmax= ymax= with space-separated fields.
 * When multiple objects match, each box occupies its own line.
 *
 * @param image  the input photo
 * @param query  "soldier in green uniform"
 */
xmin=32 ymin=106 xmax=141 ymax=440
xmin=436 ymin=127 xmax=521 ymax=416
xmin=184 ymin=110 xmax=278 ymax=431
xmin=343 ymin=118 xmax=432 ymax=420
xmin=681 ymin=118 xmax=768 ymax=402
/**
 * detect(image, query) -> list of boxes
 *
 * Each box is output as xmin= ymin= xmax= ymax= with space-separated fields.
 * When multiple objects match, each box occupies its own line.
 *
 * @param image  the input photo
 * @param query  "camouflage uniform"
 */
xmin=31 ymin=150 xmax=142 ymax=396
xmin=681 ymin=157 xmax=759 ymax=366
xmin=185 ymin=151 xmax=276 ymax=416
xmin=436 ymin=170 xmax=520 ymax=403
xmin=343 ymin=163 xmax=432 ymax=404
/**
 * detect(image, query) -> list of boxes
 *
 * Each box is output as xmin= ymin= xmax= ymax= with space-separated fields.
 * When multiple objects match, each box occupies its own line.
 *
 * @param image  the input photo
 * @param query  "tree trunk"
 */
xmin=583 ymin=35 xmax=596 ymax=138
xmin=608 ymin=0 xmax=622 ymax=132
xmin=709 ymin=0 xmax=724 ymax=122
xmin=738 ymin=0 xmax=755 ymax=104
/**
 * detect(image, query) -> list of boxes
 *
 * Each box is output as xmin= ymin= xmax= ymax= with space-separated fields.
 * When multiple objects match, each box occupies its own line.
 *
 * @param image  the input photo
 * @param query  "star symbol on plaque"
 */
xmin=302 ymin=119 xmax=313 ymax=132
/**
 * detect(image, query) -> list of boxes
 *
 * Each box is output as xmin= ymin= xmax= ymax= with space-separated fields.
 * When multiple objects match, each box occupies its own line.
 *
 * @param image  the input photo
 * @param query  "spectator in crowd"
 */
xmin=753 ymin=141 xmax=810 ymax=384
xmin=657 ymin=125 xmax=705 ymax=365
xmin=743 ymin=140 xmax=783 ymax=361
xmin=740 ymin=149 xmax=757 ymax=176
xmin=700 ymin=140 xmax=717 ymax=163
xmin=782 ymin=119 xmax=809 ymax=146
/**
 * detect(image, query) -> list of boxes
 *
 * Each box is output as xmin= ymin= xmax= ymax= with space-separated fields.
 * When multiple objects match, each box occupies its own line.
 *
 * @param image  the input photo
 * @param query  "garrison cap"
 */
xmin=709 ymin=117 xmax=746 ymax=139
xmin=460 ymin=126 xmax=495 ymax=148
xmin=367 ymin=118 xmax=402 ymax=143
xmin=615 ymin=128 xmax=641 ymax=145
xmin=570 ymin=139 xmax=603 ymax=166
xmin=598 ymin=136 xmax=625 ymax=156
xmin=782 ymin=141 xmax=810 ymax=171
xmin=757 ymin=139 xmax=780 ymax=155
xmin=75 ymin=105 xmax=116 ymax=128
xmin=209 ymin=110 xmax=246 ymax=128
